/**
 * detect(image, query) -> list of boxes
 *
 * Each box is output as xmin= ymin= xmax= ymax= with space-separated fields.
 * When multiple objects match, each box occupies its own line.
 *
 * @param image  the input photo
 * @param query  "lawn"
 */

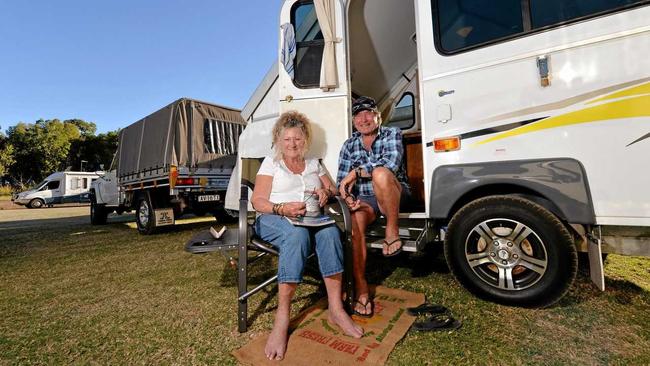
xmin=1 ymin=207 xmax=649 ymax=365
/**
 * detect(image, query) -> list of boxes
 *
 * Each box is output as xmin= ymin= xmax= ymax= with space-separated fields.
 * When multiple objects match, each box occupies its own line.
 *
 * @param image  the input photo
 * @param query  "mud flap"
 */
xmin=588 ymin=232 xmax=605 ymax=291
xmin=154 ymin=208 xmax=175 ymax=227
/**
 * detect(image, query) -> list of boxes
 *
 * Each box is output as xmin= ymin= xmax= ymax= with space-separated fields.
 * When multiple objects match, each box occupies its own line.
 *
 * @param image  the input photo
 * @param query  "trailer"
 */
xmin=91 ymin=98 xmax=245 ymax=234
xmin=12 ymin=171 xmax=102 ymax=208
xmin=228 ymin=0 xmax=650 ymax=306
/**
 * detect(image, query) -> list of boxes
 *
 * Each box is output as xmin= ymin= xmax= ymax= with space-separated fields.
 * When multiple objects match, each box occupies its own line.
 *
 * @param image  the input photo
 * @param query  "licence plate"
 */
xmin=198 ymin=194 xmax=220 ymax=202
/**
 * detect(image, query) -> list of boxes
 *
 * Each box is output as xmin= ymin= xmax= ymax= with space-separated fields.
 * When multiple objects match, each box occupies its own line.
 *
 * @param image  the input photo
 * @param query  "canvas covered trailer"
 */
xmin=92 ymin=98 xmax=246 ymax=234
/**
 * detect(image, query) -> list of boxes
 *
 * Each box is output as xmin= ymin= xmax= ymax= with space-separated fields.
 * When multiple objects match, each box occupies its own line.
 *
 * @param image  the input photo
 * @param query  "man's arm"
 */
xmin=336 ymin=142 xmax=354 ymax=187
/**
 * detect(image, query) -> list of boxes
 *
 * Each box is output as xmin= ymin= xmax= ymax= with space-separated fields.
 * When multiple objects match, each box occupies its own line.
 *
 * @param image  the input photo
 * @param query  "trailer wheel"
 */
xmin=445 ymin=195 xmax=577 ymax=307
xmin=28 ymin=198 xmax=45 ymax=209
xmin=90 ymin=198 xmax=108 ymax=225
xmin=136 ymin=196 xmax=157 ymax=235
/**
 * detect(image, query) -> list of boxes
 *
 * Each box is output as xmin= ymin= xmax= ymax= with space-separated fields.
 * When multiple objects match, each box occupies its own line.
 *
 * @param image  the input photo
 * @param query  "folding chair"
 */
xmin=186 ymin=158 xmax=355 ymax=333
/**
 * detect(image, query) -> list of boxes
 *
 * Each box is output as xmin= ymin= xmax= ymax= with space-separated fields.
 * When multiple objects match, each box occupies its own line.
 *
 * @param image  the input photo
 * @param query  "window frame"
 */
xmin=431 ymin=0 xmax=650 ymax=55
xmin=386 ymin=92 xmax=416 ymax=131
xmin=290 ymin=0 xmax=325 ymax=89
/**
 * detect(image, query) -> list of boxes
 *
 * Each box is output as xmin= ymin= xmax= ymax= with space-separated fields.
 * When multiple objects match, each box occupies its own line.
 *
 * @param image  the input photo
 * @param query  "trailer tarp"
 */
xmin=117 ymin=98 xmax=245 ymax=177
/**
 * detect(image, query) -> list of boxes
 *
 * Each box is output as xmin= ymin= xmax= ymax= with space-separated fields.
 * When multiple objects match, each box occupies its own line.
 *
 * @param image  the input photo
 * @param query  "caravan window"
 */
xmin=386 ymin=93 xmax=416 ymax=130
xmin=433 ymin=0 xmax=649 ymax=53
xmin=203 ymin=119 xmax=244 ymax=155
xmin=291 ymin=1 xmax=324 ymax=88
xmin=530 ymin=0 xmax=647 ymax=28
xmin=435 ymin=0 xmax=524 ymax=52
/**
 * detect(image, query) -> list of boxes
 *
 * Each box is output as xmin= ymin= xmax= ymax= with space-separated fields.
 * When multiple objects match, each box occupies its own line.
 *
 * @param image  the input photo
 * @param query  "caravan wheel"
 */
xmin=445 ymin=195 xmax=577 ymax=307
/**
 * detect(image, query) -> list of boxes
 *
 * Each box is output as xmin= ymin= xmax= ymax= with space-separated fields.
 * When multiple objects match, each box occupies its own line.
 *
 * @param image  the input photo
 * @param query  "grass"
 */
xmin=1 ymin=207 xmax=649 ymax=365
xmin=0 ymin=185 xmax=14 ymax=197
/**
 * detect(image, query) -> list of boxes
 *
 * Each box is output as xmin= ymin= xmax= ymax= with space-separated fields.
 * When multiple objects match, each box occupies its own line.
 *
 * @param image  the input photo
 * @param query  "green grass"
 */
xmin=1 ymin=209 xmax=649 ymax=365
xmin=0 ymin=185 xmax=13 ymax=197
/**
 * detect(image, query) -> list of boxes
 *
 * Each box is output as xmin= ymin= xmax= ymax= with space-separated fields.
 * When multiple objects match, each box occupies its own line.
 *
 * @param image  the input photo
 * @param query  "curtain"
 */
xmin=280 ymin=23 xmax=296 ymax=79
xmin=314 ymin=0 xmax=339 ymax=91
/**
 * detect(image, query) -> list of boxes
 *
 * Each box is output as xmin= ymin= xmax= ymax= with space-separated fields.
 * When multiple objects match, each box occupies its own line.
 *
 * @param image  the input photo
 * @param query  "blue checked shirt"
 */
xmin=336 ymin=126 xmax=409 ymax=196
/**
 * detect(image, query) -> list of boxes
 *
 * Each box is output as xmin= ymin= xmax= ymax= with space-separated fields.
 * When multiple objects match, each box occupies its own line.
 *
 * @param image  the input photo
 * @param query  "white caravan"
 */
xmin=12 ymin=171 xmax=102 ymax=208
xmin=229 ymin=0 xmax=650 ymax=306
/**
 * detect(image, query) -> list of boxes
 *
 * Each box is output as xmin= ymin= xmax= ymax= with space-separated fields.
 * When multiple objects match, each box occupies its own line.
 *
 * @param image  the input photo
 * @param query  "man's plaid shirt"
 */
xmin=336 ymin=126 xmax=409 ymax=196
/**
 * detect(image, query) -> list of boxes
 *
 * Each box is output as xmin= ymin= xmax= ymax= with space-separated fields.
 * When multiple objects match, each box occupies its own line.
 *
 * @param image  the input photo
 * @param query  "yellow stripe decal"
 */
xmin=586 ymin=81 xmax=650 ymax=105
xmin=474 ymin=95 xmax=650 ymax=146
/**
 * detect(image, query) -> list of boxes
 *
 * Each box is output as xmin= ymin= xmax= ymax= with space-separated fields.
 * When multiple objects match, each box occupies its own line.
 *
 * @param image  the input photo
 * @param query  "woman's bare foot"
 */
xmin=265 ymin=315 xmax=290 ymax=360
xmin=328 ymin=308 xmax=364 ymax=338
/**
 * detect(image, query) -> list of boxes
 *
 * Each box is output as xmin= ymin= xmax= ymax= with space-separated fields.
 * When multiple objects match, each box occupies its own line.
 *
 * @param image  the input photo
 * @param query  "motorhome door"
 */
xmin=278 ymin=0 xmax=350 ymax=174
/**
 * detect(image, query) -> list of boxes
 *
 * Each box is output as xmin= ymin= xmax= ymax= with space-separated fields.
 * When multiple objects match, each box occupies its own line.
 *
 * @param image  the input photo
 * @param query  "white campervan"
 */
xmin=12 ymin=171 xmax=102 ymax=208
xmin=229 ymin=0 xmax=650 ymax=307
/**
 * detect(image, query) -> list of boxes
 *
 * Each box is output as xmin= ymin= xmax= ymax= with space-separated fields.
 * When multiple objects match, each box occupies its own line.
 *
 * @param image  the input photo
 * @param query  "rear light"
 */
xmin=176 ymin=178 xmax=196 ymax=186
xmin=434 ymin=136 xmax=461 ymax=152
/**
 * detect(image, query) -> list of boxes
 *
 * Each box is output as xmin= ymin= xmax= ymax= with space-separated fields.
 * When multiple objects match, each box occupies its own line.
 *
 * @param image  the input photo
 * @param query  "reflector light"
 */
xmin=434 ymin=136 xmax=461 ymax=152
xmin=169 ymin=165 xmax=178 ymax=188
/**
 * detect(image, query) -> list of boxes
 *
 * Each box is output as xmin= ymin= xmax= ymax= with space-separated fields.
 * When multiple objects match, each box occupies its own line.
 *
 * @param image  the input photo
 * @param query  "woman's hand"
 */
xmin=281 ymin=202 xmax=307 ymax=217
xmin=313 ymin=188 xmax=331 ymax=207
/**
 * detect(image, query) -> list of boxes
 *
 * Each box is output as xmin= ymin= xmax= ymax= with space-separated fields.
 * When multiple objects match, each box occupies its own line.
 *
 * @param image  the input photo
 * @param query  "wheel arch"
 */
xmin=429 ymin=158 xmax=596 ymax=225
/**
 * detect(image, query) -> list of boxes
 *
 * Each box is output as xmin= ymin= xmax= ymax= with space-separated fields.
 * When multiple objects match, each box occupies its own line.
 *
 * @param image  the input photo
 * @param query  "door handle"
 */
xmin=537 ymin=55 xmax=551 ymax=87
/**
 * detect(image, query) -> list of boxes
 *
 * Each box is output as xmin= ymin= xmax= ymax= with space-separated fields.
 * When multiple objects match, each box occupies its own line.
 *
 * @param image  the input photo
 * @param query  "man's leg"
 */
xmin=350 ymin=205 xmax=375 ymax=315
xmin=372 ymin=167 xmax=403 ymax=255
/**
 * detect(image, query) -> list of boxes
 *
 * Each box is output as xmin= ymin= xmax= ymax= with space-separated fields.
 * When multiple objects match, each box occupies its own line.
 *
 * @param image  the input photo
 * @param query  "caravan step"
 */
xmin=368 ymin=238 xmax=418 ymax=252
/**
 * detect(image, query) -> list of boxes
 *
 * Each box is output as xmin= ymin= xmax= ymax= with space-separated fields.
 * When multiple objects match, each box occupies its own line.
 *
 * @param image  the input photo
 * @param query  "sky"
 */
xmin=0 ymin=0 xmax=282 ymax=133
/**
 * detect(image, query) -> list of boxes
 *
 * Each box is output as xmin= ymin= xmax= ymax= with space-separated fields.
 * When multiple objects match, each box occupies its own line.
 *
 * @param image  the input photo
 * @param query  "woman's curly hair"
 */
xmin=272 ymin=110 xmax=312 ymax=160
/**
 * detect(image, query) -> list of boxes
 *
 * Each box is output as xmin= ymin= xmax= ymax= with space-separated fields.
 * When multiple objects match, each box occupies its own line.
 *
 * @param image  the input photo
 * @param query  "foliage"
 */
xmin=3 ymin=119 xmax=118 ymax=185
xmin=0 ymin=185 xmax=13 ymax=197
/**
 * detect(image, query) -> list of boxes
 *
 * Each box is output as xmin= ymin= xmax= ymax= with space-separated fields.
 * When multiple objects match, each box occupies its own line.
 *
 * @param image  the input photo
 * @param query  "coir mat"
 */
xmin=233 ymin=285 xmax=424 ymax=365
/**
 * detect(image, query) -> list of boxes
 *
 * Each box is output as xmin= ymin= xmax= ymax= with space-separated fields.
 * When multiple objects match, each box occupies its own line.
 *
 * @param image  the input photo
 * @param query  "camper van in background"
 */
xmin=12 ymin=171 xmax=102 ymax=208
xmin=227 ymin=0 xmax=650 ymax=307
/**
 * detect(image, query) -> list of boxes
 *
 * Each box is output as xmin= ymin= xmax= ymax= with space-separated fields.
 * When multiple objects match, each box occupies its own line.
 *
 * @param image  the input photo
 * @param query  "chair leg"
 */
xmin=343 ymin=231 xmax=355 ymax=314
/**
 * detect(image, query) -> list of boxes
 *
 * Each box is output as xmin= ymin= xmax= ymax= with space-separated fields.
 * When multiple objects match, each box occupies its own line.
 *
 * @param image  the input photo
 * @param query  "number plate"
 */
xmin=198 ymin=194 xmax=220 ymax=202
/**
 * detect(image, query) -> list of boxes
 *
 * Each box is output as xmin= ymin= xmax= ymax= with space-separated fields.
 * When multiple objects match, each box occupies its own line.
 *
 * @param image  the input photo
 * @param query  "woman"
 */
xmin=252 ymin=111 xmax=363 ymax=361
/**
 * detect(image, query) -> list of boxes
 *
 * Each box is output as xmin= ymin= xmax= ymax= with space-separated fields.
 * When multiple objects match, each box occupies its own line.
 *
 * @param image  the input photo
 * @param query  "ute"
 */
xmin=91 ymin=98 xmax=245 ymax=234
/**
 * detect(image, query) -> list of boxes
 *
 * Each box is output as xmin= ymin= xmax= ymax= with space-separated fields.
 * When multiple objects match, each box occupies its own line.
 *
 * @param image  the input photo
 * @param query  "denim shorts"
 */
xmin=358 ymin=184 xmax=412 ymax=216
xmin=254 ymin=214 xmax=344 ymax=283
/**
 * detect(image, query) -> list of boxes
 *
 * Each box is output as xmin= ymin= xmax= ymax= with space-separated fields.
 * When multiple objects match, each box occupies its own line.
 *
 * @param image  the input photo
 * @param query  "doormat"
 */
xmin=232 ymin=285 xmax=424 ymax=365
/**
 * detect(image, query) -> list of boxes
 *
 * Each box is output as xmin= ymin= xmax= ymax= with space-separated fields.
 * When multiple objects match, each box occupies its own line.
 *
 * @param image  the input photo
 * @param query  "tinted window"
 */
xmin=386 ymin=93 xmax=416 ymax=130
xmin=46 ymin=180 xmax=60 ymax=190
xmin=531 ymin=0 xmax=645 ymax=28
xmin=292 ymin=1 xmax=324 ymax=88
xmin=437 ymin=0 xmax=523 ymax=52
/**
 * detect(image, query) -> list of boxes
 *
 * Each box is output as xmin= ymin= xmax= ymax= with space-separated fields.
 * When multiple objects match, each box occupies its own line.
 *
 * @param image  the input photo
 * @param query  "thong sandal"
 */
xmin=407 ymin=303 xmax=449 ymax=316
xmin=383 ymin=238 xmax=403 ymax=257
xmin=353 ymin=298 xmax=374 ymax=318
xmin=412 ymin=314 xmax=462 ymax=332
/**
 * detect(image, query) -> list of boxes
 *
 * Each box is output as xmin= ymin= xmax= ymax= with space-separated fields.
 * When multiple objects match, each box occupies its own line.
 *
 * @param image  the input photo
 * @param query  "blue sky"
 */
xmin=0 ymin=0 xmax=282 ymax=133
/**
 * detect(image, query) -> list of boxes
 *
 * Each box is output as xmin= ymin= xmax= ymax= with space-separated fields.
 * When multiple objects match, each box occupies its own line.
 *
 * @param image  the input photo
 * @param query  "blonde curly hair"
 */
xmin=272 ymin=110 xmax=313 ymax=160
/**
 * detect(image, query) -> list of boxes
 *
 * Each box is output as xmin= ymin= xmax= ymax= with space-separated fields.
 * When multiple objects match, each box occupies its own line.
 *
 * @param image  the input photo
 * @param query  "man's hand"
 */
xmin=339 ymin=170 xmax=357 ymax=199
xmin=281 ymin=202 xmax=306 ymax=217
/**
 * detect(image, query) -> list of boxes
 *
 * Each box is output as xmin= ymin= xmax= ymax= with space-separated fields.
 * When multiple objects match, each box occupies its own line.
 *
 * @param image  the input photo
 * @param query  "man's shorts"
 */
xmin=357 ymin=184 xmax=412 ymax=216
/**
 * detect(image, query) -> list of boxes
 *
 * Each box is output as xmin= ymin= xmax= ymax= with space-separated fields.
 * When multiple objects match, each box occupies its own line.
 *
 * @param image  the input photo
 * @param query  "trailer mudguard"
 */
xmin=429 ymin=158 xmax=595 ymax=224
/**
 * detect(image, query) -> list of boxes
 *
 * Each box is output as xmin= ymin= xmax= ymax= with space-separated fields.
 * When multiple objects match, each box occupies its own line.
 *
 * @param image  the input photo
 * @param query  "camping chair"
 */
xmin=186 ymin=158 xmax=355 ymax=333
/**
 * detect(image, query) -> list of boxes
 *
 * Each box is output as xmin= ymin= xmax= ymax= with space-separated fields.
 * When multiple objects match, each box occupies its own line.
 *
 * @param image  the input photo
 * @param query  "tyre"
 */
xmin=28 ymin=198 xmax=45 ymax=209
xmin=90 ymin=198 xmax=108 ymax=225
xmin=135 ymin=195 xmax=157 ymax=235
xmin=445 ymin=195 xmax=577 ymax=307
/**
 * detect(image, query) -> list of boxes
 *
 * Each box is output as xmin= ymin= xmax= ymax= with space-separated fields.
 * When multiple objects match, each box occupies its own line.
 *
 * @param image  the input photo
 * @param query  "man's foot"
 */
xmin=353 ymin=294 xmax=373 ymax=317
xmin=328 ymin=309 xmax=364 ymax=338
xmin=382 ymin=237 xmax=403 ymax=257
xmin=265 ymin=316 xmax=290 ymax=360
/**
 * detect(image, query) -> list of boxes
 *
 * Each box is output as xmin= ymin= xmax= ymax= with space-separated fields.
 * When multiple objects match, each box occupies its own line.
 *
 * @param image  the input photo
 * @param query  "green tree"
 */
xmin=0 ymin=127 xmax=15 ymax=179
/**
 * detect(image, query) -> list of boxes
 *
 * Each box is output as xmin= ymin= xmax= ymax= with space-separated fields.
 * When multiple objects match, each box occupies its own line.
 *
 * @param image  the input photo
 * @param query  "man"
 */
xmin=336 ymin=96 xmax=410 ymax=317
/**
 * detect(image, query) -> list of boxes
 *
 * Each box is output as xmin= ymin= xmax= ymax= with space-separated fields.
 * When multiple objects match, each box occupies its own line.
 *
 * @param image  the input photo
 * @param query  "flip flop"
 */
xmin=407 ymin=303 xmax=449 ymax=316
xmin=412 ymin=314 xmax=462 ymax=332
xmin=353 ymin=298 xmax=374 ymax=318
xmin=383 ymin=238 xmax=403 ymax=257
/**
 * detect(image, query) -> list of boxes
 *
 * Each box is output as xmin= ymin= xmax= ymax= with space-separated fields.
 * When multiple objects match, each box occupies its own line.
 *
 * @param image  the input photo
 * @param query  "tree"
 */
xmin=0 ymin=127 xmax=15 ymax=179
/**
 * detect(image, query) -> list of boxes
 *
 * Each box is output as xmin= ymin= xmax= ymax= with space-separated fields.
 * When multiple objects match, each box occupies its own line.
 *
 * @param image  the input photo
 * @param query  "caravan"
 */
xmin=228 ymin=0 xmax=650 ymax=306
xmin=12 ymin=171 xmax=101 ymax=208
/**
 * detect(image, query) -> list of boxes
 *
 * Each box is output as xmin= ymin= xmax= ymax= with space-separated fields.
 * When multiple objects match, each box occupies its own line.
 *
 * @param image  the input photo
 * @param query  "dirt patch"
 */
xmin=0 ymin=199 xmax=23 ymax=210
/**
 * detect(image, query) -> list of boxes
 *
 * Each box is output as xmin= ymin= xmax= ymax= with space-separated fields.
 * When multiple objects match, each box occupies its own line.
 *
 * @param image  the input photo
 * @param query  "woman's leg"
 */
xmin=314 ymin=225 xmax=363 ymax=338
xmin=265 ymin=282 xmax=297 ymax=361
xmin=256 ymin=215 xmax=312 ymax=360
